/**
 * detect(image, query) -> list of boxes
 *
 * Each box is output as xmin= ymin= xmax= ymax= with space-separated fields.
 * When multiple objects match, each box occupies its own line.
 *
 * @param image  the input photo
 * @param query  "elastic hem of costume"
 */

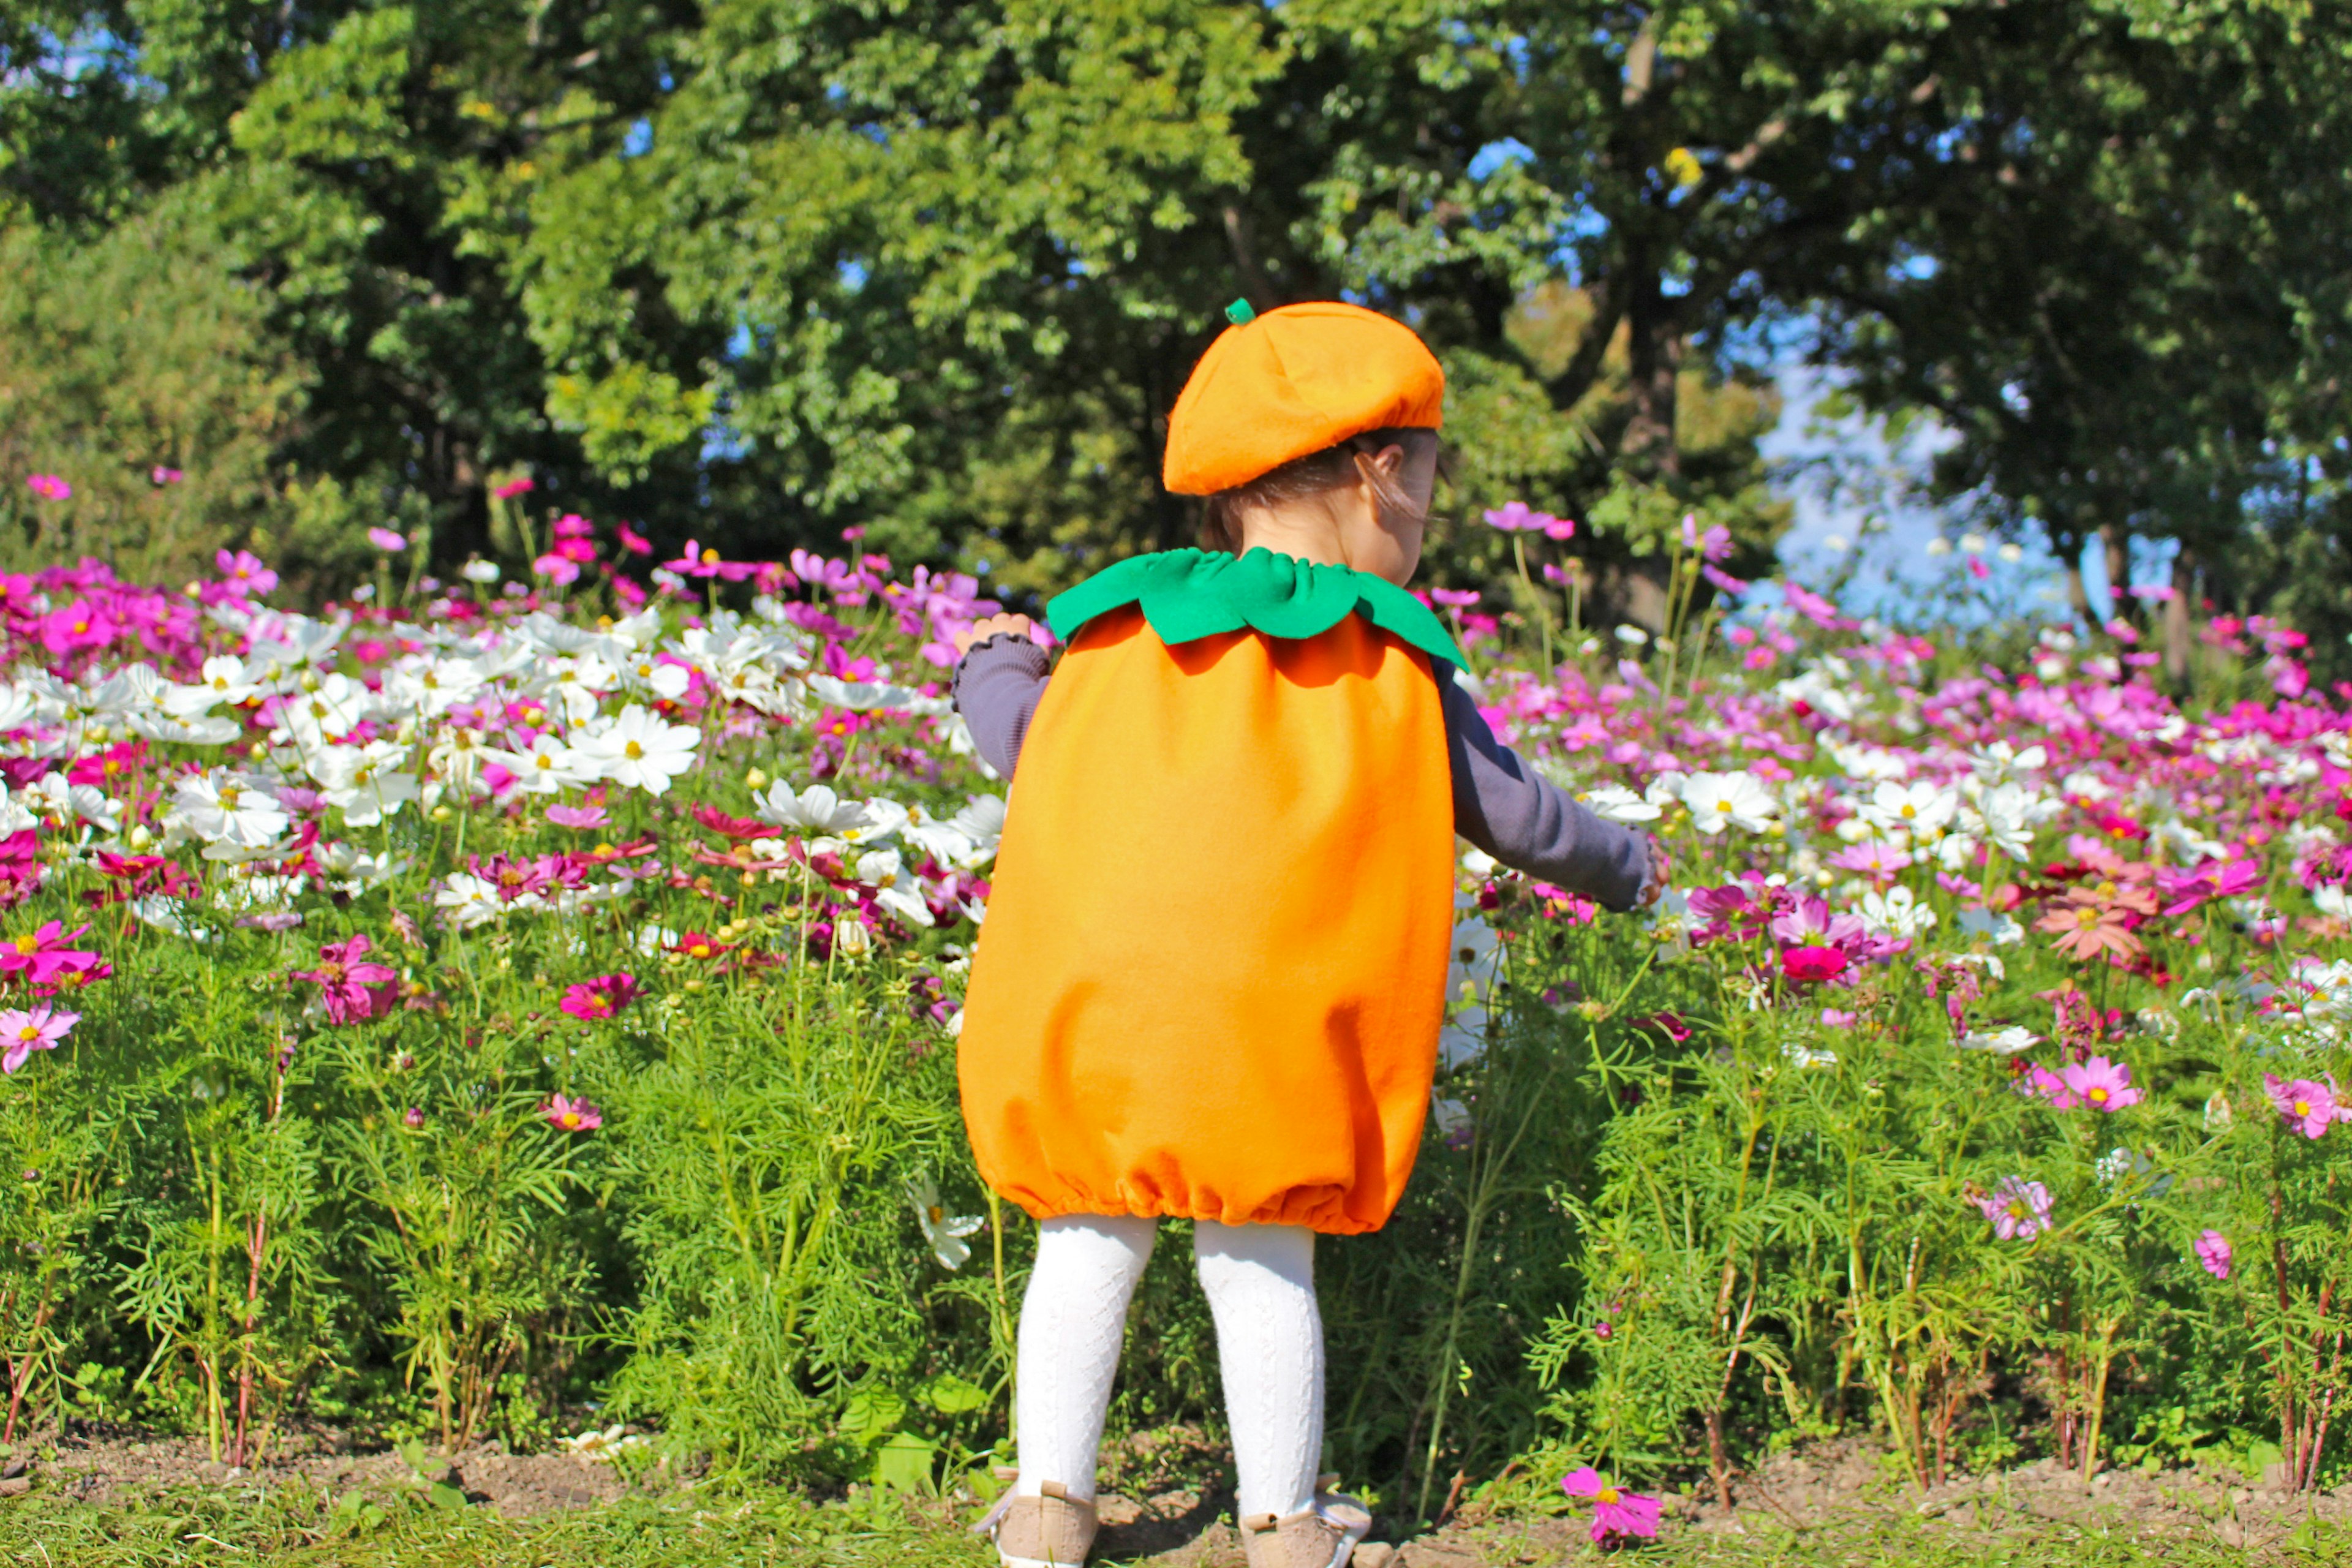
xmin=1016 ymin=1196 xmax=1389 ymax=1238
xmin=1045 ymin=547 xmax=1464 ymax=668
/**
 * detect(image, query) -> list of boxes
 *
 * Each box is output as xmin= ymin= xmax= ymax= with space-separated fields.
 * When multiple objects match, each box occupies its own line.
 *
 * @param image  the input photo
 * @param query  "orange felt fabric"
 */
xmin=957 ymin=606 xmax=1456 ymax=1235
xmin=1162 ymin=302 xmax=1446 ymax=496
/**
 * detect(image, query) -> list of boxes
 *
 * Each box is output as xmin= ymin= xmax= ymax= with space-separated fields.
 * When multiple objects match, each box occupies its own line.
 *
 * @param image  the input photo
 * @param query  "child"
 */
xmin=951 ymin=301 xmax=1661 ymax=1568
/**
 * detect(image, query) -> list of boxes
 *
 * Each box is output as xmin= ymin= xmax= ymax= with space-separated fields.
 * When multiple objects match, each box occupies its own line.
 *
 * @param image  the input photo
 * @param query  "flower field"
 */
xmin=1 ymin=493 xmax=2350 ymax=1532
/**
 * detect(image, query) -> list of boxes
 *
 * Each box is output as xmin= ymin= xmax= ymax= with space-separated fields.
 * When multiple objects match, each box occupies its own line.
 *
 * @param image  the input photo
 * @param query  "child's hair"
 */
xmin=1199 ymin=427 xmax=1441 ymax=555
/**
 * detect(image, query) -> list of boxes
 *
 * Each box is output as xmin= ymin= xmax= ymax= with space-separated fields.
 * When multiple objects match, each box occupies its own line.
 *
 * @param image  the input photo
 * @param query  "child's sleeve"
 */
xmin=1436 ymin=662 xmax=1654 ymax=911
xmin=950 ymin=633 xmax=1052 ymax=778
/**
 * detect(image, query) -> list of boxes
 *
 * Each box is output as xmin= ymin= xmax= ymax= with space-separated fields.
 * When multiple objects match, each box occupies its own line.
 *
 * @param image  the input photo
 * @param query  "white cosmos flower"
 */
xmin=1957 ymin=908 xmax=2026 ymax=946
xmin=1969 ymin=741 xmax=2048 ymax=783
xmin=1959 ymin=1025 xmax=2041 ymax=1054
xmin=1857 ymin=884 xmax=1937 ymax=938
xmin=1679 ymin=771 xmax=1781 ymax=834
xmin=855 ymin=848 xmax=935 ymax=929
xmin=617 ymin=654 xmax=692 ymax=703
xmin=273 ymin=673 xmax=377 ymax=744
xmin=1580 ymin=784 xmax=1662 ymax=824
xmin=907 ymin=1175 xmax=984 ymax=1270
xmin=433 ymin=872 xmax=503 ymax=929
xmin=573 ymin=706 xmax=702 ymax=795
xmin=901 ymin=794 xmax=1006 ymax=869
xmin=164 ymin=655 xmax=260 ymax=716
xmin=385 ymin=658 xmax=488 ymax=719
xmin=805 ymin=673 xmax=919 ymax=712
xmin=313 ymin=741 xmax=418 ymax=827
xmin=1857 ymin=780 xmax=1960 ymax=837
xmin=167 ymin=769 xmax=289 ymax=850
xmin=317 ymin=840 xmax=410 ymax=895
xmin=26 ymin=772 xmax=120 ymax=834
xmin=0 ymin=788 xmax=37 ymax=836
xmin=754 ymin=782 xmax=908 ymax=847
xmin=483 ymin=733 xmax=591 ymax=796
xmin=532 ymin=655 xmax=620 ymax=726
xmin=1968 ymin=782 xmax=2051 ymax=861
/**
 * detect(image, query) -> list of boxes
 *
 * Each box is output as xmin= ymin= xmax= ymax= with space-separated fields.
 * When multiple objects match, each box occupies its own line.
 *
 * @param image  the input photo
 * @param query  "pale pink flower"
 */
xmin=0 ymin=1005 xmax=77 ymax=1072
xmin=2196 ymin=1230 xmax=2231 ymax=1280
xmin=542 ymin=1093 xmax=603 ymax=1133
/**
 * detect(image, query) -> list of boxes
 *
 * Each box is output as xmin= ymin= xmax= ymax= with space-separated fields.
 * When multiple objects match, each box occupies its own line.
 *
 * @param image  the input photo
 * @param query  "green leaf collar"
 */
xmin=1046 ymin=548 xmax=1465 ymax=668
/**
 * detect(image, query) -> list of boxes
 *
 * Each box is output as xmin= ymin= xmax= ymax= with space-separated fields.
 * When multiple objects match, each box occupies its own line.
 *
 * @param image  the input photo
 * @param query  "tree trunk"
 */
xmin=2162 ymin=547 xmax=2196 ymax=687
xmin=1619 ymin=269 xmax=1683 ymax=481
xmin=2098 ymin=523 xmax=2133 ymax=632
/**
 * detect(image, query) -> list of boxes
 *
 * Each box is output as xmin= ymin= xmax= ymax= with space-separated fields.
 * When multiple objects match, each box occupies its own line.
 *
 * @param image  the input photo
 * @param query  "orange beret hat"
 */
xmin=1162 ymin=301 xmax=1445 ymax=496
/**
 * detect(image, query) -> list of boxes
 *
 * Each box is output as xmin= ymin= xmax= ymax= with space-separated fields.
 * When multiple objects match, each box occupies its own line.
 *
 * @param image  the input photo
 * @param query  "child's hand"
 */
xmin=1637 ymin=835 xmax=1672 ymax=908
xmin=954 ymin=614 xmax=1036 ymax=655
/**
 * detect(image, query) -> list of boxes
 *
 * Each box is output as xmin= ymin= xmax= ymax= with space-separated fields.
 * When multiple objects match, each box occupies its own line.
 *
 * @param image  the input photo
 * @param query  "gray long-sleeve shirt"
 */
xmin=950 ymin=632 xmax=1654 ymax=911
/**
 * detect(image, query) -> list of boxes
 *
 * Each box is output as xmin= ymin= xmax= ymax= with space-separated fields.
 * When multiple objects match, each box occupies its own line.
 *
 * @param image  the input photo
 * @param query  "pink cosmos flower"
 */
xmin=214 ymin=549 xmax=278 ymax=597
xmin=1560 ymin=1468 xmax=1660 ymax=1542
xmin=290 ymin=935 xmax=399 ymax=1025
xmin=1828 ymin=841 xmax=1911 ymax=882
xmin=0 ymin=921 xmax=101 ymax=988
xmin=492 ymin=477 xmax=535 ymax=499
xmin=368 ymin=527 xmax=407 ymax=551
xmin=2263 ymin=1073 xmax=2342 ymax=1139
xmin=546 ymin=804 xmax=608 ymax=829
xmin=1781 ymin=944 xmax=1849 ymax=986
xmin=2196 ymin=1230 xmax=2231 ymax=1280
xmin=25 ymin=475 xmax=69 ymax=501
xmin=1484 ymin=502 xmax=1572 ymax=536
xmin=0 ymin=1005 xmax=77 ymax=1073
xmin=542 ymin=1092 xmax=603 ymax=1132
xmin=616 ymin=524 xmax=654 ymax=556
xmin=1427 ymin=587 xmax=1480 ymax=609
xmin=559 ymin=974 xmax=642 ymax=1022
xmin=403 ymin=1106 xmax=426 ymax=1129
xmin=533 ymin=552 xmax=582 ymax=586
xmin=151 ymin=467 xmax=183 ymax=484
xmin=662 ymin=540 xmax=760 ymax=581
xmin=1978 ymin=1177 xmax=2052 ymax=1240
xmin=2056 ymin=1055 xmax=2141 ymax=1113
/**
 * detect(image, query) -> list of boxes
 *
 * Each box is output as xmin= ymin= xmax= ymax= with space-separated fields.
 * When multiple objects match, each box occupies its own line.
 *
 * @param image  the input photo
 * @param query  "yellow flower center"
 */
xmin=2076 ymin=908 xmax=2100 ymax=929
xmin=701 ymin=549 xmax=719 ymax=565
xmin=2296 ymin=1099 xmax=2313 ymax=1117
xmin=927 ymin=1205 xmax=944 ymax=1225
xmin=560 ymin=1112 xmax=582 ymax=1129
xmin=1900 ymin=804 xmax=1917 ymax=818
xmin=2088 ymin=1087 xmax=2108 ymax=1104
xmin=1715 ymin=798 xmax=1733 ymax=813
xmin=15 ymin=1027 xmax=35 ymax=1042
xmin=1596 ymin=1486 xmax=1620 ymax=1505
xmin=11 ymin=937 xmax=33 ymax=956
xmin=624 ymin=741 xmax=644 ymax=759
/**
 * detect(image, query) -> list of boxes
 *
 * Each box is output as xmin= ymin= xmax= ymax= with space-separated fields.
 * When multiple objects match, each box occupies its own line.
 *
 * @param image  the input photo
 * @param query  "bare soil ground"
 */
xmin=11 ymin=1425 xmax=2352 ymax=1562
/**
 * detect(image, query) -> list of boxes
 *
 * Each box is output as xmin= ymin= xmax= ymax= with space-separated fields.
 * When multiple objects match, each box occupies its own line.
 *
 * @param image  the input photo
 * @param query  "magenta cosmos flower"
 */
xmin=290 ymin=935 xmax=399 ymax=1025
xmin=545 ymin=804 xmax=608 ymax=830
xmin=2263 ymin=1073 xmax=2345 ymax=1139
xmin=367 ymin=527 xmax=407 ymax=551
xmin=1978 ymin=1177 xmax=2052 ymax=1241
xmin=1781 ymin=944 xmax=1849 ymax=985
xmin=0 ymin=1005 xmax=77 ymax=1072
xmin=559 ymin=974 xmax=642 ymax=1022
xmin=2057 ymin=1055 xmax=2142 ymax=1113
xmin=24 ymin=475 xmax=69 ymax=501
xmin=542 ymin=1093 xmax=603 ymax=1133
xmin=1560 ymin=1467 xmax=1660 ymax=1542
xmin=0 ymin=921 xmax=101 ymax=988
xmin=2196 ymin=1230 xmax=2231 ymax=1280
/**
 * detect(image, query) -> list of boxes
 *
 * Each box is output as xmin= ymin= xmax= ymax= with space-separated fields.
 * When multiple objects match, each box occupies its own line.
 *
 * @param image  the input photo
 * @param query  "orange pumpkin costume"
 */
xmin=959 ymin=301 xmax=1463 ymax=1237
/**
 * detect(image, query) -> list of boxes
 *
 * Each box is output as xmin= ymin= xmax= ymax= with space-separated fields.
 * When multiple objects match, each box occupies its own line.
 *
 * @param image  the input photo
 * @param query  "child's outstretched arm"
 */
xmin=950 ymin=614 xmax=1049 ymax=778
xmin=1436 ymin=662 xmax=1663 ymax=911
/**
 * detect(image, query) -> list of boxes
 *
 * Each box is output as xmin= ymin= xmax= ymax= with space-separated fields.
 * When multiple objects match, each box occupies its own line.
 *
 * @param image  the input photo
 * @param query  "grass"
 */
xmin=2 ymin=1483 xmax=2351 ymax=1568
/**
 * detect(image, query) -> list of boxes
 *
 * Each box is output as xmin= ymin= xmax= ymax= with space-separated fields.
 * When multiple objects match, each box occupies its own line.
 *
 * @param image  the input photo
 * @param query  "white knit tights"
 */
xmin=1015 ymin=1215 xmax=1322 ymax=1520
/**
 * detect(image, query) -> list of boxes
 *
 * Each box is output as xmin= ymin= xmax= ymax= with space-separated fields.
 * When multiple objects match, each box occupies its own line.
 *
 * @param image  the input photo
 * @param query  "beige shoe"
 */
xmin=972 ymin=1474 xmax=1098 ymax=1567
xmin=1238 ymin=1476 xmax=1400 ymax=1568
